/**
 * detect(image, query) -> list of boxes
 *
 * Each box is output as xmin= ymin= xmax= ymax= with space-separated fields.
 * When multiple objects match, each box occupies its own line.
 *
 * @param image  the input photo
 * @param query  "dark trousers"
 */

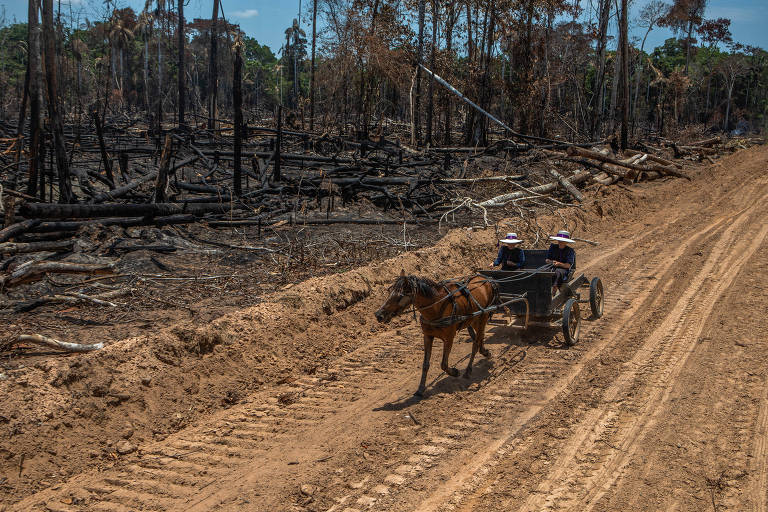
xmin=553 ymin=267 xmax=570 ymax=287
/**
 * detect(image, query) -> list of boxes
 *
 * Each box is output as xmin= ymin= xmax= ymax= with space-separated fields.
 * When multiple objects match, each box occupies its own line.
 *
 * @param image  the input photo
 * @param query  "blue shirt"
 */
xmin=546 ymin=244 xmax=575 ymax=269
xmin=494 ymin=246 xmax=525 ymax=270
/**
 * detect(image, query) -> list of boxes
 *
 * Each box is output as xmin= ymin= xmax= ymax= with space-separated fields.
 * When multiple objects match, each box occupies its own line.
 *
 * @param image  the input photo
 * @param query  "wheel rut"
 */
xmin=420 ymin=177 xmax=768 ymax=512
xmin=508 ymin=183 xmax=768 ymax=512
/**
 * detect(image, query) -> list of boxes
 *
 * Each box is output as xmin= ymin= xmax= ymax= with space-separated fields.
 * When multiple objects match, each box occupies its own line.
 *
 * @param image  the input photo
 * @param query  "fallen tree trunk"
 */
xmin=623 ymin=149 xmax=682 ymax=169
xmin=1 ymin=261 xmax=115 ymax=288
xmin=90 ymin=170 xmax=159 ymax=203
xmin=547 ymin=167 xmax=584 ymax=202
xmin=566 ymin=146 xmax=690 ymax=180
xmin=0 ymin=240 xmax=74 ymax=255
xmin=15 ymin=292 xmax=120 ymax=312
xmin=541 ymin=149 xmax=631 ymax=178
xmin=688 ymin=136 xmax=721 ymax=147
xmin=14 ymin=334 xmax=103 ymax=352
xmin=292 ymin=217 xmax=433 ymax=226
xmin=592 ymin=172 xmax=618 ymax=185
xmin=674 ymin=144 xmax=718 ymax=155
xmin=476 ymin=171 xmax=591 ymax=208
xmin=0 ymin=185 xmax=37 ymax=201
xmin=559 ymin=156 xmax=631 ymax=178
xmin=21 ymin=202 xmax=248 ymax=219
xmin=29 ymin=214 xmax=197 ymax=233
xmin=0 ymin=219 xmax=42 ymax=242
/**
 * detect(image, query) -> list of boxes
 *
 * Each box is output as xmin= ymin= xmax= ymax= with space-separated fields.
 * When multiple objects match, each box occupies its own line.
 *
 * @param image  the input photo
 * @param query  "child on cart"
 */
xmin=490 ymin=233 xmax=526 ymax=270
xmin=546 ymin=230 xmax=576 ymax=296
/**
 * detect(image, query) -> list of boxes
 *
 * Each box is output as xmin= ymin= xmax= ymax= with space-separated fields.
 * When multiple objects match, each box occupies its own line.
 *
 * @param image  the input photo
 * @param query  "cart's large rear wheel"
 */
xmin=589 ymin=277 xmax=604 ymax=318
xmin=562 ymin=298 xmax=581 ymax=346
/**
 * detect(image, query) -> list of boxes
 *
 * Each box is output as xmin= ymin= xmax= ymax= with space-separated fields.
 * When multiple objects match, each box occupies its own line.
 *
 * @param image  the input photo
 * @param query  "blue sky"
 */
xmin=1 ymin=0 xmax=766 ymax=54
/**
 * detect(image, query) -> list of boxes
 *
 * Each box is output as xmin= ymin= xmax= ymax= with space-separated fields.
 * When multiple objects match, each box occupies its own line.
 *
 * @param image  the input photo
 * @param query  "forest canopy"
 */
xmin=0 ymin=0 xmax=765 ymax=204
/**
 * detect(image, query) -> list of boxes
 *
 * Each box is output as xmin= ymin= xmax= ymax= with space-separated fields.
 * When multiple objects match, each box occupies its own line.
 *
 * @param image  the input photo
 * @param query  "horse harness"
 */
xmin=415 ymin=276 xmax=500 ymax=328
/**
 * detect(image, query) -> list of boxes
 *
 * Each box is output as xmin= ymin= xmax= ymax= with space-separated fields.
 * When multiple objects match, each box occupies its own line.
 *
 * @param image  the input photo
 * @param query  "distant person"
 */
xmin=490 ymin=233 xmax=525 ymax=270
xmin=546 ymin=230 xmax=576 ymax=295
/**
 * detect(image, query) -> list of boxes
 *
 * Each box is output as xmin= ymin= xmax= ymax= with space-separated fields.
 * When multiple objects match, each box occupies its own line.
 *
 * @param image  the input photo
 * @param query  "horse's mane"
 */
xmin=390 ymin=275 xmax=439 ymax=298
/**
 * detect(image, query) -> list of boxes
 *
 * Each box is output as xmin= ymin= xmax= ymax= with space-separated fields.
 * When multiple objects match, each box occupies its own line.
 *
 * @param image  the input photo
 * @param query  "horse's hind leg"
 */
xmin=416 ymin=335 xmax=434 ymax=397
xmin=440 ymin=334 xmax=460 ymax=378
xmin=464 ymin=330 xmax=480 ymax=379
xmin=465 ymin=317 xmax=492 ymax=378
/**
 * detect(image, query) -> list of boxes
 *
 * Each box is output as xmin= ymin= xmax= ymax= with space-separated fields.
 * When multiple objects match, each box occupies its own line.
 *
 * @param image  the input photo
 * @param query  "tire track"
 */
xmin=413 ymin=204 xmax=741 ymax=512
xmin=12 ymin=327 xmax=424 ymax=512
xmin=419 ymin=177 xmax=768 ymax=512
xmin=516 ymin=190 xmax=768 ymax=512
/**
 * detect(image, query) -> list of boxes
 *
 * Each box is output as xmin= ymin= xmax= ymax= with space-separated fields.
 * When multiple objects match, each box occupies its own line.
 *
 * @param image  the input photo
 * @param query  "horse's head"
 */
xmin=374 ymin=270 xmax=436 ymax=323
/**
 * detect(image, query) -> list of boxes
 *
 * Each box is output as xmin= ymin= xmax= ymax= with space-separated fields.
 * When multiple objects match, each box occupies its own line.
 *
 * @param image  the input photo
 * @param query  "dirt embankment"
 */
xmin=0 ymin=146 xmax=722 ymax=507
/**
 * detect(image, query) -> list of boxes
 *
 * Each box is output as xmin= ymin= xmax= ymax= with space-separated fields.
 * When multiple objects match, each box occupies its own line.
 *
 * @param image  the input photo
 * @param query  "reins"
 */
xmin=388 ymin=265 xmax=553 ymax=329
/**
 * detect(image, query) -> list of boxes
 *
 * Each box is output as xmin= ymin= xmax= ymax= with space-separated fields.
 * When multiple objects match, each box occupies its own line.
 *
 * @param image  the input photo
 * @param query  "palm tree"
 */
xmin=284 ymin=18 xmax=305 ymax=108
xmin=71 ymin=38 xmax=88 ymax=111
xmin=136 ymin=10 xmax=154 ymax=112
xmin=109 ymin=15 xmax=134 ymax=96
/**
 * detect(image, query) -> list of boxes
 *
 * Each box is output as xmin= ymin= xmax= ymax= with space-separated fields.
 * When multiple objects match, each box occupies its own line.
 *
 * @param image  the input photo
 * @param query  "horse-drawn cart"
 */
xmin=480 ymin=249 xmax=605 ymax=345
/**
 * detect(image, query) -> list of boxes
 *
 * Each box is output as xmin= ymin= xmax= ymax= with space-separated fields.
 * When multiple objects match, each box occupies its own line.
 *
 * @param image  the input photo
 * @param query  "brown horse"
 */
xmin=375 ymin=270 xmax=499 ymax=396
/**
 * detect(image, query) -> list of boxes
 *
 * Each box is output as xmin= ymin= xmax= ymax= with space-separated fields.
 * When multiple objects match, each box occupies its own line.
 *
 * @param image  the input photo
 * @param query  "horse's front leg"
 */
xmin=478 ymin=315 xmax=491 ymax=358
xmin=440 ymin=333 xmax=460 ymax=378
xmin=416 ymin=334 xmax=434 ymax=397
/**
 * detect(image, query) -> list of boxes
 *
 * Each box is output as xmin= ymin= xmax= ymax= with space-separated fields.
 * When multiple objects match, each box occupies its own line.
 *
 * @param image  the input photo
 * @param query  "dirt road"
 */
xmin=7 ymin=145 xmax=768 ymax=511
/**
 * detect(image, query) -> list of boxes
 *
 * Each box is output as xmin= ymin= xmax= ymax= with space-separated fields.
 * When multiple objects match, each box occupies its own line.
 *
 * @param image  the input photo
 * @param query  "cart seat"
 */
xmin=520 ymin=249 xmax=576 ymax=271
xmin=520 ymin=249 xmax=548 ymax=269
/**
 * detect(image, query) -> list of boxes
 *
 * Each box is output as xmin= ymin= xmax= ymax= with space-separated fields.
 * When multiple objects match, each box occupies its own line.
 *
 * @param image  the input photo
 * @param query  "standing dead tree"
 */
xmin=620 ymin=0 xmax=629 ymax=149
xmin=25 ymin=0 xmax=44 ymax=199
xmin=208 ymin=0 xmax=220 ymax=131
xmin=412 ymin=0 xmax=425 ymax=146
xmin=177 ymin=0 xmax=186 ymax=129
xmin=42 ymin=0 xmax=75 ymax=203
xmin=233 ymin=37 xmax=244 ymax=196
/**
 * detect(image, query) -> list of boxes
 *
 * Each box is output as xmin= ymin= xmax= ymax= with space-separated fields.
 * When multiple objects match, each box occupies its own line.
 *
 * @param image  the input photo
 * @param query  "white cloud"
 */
xmin=231 ymin=9 xmax=259 ymax=19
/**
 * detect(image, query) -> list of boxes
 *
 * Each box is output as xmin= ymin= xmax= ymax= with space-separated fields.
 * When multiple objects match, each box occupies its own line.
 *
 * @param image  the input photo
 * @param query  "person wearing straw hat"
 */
xmin=546 ymin=230 xmax=576 ymax=295
xmin=490 ymin=233 xmax=526 ymax=271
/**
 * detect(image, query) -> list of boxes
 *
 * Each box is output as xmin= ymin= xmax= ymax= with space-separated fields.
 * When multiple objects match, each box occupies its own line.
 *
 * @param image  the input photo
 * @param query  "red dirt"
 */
xmin=2 ymin=144 xmax=768 ymax=512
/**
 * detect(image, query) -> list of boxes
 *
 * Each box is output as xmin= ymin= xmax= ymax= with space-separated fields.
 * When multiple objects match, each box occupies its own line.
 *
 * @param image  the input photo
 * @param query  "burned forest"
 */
xmin=0 ymin=0 xmax=764 ymax=314
xmin=0 ymin=1 xmax=766 ymax=360
xmin=0 ymin=0 xmax=767 ymax=509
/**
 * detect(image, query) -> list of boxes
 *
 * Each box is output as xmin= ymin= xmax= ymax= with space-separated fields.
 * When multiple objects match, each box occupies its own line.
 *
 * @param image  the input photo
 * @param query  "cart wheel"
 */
xmin=562 ymin=298 xmax=581 ymax=346
xmin=589 ymin=277 xmax=604 ymax=319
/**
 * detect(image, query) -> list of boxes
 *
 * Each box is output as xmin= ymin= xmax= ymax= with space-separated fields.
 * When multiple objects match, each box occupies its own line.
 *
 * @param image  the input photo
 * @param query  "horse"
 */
xmin=374 ymin=270 xmax=499 ymax=396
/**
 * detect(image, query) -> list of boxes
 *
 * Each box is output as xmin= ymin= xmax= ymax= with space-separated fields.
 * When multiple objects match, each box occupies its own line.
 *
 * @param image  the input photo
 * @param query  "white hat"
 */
xmin=499 ymin=232 xmax=523 ymax=244
xmin=549 ymin=230 xmax=575 ymax=244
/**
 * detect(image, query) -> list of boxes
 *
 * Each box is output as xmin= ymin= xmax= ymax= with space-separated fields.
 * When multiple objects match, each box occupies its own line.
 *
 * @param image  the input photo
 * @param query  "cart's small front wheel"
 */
xmin=589 ymin=277 xmax=604 ymax=318
xmin=563 ymin=298 xmax=581 ymax=346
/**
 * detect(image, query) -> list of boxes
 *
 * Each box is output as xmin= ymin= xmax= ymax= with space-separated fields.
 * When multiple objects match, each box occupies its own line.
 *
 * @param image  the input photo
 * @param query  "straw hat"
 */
xmin=549 ymin=230 xmax=575 ymax=244
xmin=499 ymin=232 xmax=523 ymax=244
